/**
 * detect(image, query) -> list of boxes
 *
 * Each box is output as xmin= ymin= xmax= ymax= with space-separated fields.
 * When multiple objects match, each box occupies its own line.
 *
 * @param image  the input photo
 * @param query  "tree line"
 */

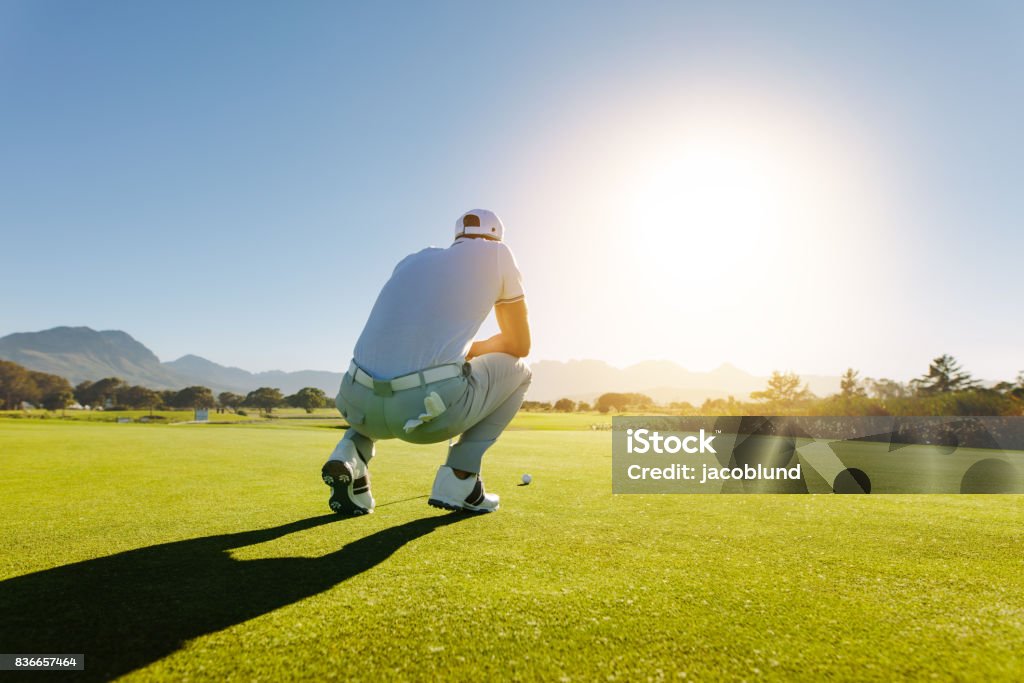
xmin=534 ymin=355 xmax=1024 ymax=417
xmin=0 ymin=360 xmax=333 ymax=415
xmin=4 ymin=354 xmax=1022 ymax=417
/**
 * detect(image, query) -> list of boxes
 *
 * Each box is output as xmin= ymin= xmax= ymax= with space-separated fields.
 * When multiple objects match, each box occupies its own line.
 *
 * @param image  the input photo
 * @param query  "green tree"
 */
xmin=576 ymin=401 xmax=591 ymax=412
xmin=93 ymin=377 xmax=126 ymax=407
xmin=595 ymin=393 xmax=623 ymax=413
xmin=865 ymin=377 xmax=908 ymax=400
xmin=668 ymin=401 xmax=697 ymax=414
xmin=218 ymin=392 xmax=244 ymax=413
xmin=553 ymin=398 xmax=576 ymax=412
xmin=994 ymin=372 xmax=1024 ymax=398
xmin=244 ymin=387 xmax=285 ymax=415
xmin=911 ymin=354 xmax=979 ymax=395
xmin=121 ymin=385 xmax=162 ymax=414
xmin=29 ymin=371 xmax=72 ymax=406
xmin=750 ymin=371 xmax=809 ymax=404
xmin=700 ymin=395 xmax=748 ymax=416
xmin=839 ymin=368 xmax=866 ymax=397
xmin=627 ymin=393 xmax=654 ymax=409
xmin=594 ymin=392 xmax=653 ymax=413
xmin=287 ymin=387 xmax=329 ymax=414
xmin=0 ymin=360 xmax=38 ymax=409
xmin=992 ymin=372 xmax=1024 ymax=409
xmin=158 ymin=389 xmax=177 ymax=408
xmin=75 ymin=377 xmax=126 ymax=409
xmin=172 ymin=386 xmax=216 ymax=410
xmin=42 ymin=389 xmax=75 ymax=415
xmin=73 ymin=380 xmax=94 ymax=407
xmin=1013 ymin=374 xmax=1024 ymax=407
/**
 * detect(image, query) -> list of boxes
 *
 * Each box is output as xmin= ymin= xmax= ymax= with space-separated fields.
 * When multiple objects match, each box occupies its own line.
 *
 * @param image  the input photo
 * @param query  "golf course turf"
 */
xmin=1 ymin=418 xmax=1022 ymax=681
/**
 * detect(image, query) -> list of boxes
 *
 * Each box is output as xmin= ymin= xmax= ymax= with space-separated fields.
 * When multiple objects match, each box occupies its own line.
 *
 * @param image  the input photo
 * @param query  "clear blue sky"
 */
xmin=2 ymin=1 xmax=1021 ymax=381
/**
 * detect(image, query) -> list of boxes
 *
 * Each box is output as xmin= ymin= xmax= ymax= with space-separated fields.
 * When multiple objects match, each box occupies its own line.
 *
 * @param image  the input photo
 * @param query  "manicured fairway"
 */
xmin=1 ymin=419 xmax=1022 ymax=681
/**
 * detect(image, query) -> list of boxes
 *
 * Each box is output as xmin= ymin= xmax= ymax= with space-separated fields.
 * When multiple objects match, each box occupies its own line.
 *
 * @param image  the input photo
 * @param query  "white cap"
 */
xmin=455 ymin=209 xmax=504 ymax=241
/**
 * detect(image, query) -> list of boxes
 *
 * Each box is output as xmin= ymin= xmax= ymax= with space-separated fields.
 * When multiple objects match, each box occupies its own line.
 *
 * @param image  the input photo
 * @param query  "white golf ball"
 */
xmin=522 ymin=473 xmax=532 ymax=485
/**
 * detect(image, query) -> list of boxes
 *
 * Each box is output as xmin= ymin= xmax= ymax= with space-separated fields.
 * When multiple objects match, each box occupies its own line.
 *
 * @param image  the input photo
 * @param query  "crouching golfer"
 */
xmin=322 ymin=209 xmax=532 ymax=515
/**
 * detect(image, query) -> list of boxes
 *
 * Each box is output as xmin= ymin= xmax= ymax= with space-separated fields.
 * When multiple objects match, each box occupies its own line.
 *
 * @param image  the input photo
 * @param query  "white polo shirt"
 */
xmin=353 ymin=237 xmax=525 ymax=379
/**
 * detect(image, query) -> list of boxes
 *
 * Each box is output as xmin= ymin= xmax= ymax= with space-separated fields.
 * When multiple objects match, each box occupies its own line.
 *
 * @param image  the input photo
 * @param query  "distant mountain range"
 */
xmin=0 ymin=327 xmax=187 ymax=389
xmin=0 ymin=327 xmax=343 ymax=396
xmin=163 ymin=354 xmax=343 ymax=397
xmin=0 ymin=326 xmax=841 ymax=403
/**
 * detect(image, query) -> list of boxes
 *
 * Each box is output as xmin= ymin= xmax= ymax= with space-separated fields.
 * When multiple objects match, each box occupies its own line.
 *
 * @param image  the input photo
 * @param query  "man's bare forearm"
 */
xmin=467 ymin=334 xmax=527 ymax=360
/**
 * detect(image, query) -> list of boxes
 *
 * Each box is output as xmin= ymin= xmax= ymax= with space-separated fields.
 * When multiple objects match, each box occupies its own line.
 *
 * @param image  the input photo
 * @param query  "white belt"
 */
xmin=348 ymin=360 xmax=466 ymax=395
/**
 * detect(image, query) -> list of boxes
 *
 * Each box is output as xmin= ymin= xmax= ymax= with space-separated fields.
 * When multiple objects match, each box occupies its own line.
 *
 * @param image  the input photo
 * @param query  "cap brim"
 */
xmin=456 ymin=227 xmax=501 ymax=240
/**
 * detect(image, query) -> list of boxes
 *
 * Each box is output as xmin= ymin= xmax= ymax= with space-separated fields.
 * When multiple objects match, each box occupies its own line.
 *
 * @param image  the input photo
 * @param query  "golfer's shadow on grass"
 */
xmin=0 ymin=512 xmax=471 ymax=681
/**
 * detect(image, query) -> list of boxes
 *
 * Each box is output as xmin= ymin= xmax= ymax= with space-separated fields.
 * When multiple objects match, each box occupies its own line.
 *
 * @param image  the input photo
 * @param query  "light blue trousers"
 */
xmin=333 ymin=353 xmax=532 ymax=473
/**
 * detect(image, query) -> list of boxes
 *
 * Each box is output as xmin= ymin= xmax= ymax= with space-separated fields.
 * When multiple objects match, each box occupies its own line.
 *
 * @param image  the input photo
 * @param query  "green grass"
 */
xmin=509 ymin=410 xmax=612 ymax=431
xmin=1 ymin=420 xmax=1022 ymax=681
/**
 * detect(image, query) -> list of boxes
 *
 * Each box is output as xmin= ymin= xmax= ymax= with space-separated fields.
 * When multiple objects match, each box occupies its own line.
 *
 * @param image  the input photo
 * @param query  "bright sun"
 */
xmin=624 ymin=134 xmax=801 ymax=284
xmin=527 ymin=95 xmax=891 ymax=372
